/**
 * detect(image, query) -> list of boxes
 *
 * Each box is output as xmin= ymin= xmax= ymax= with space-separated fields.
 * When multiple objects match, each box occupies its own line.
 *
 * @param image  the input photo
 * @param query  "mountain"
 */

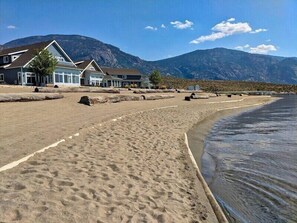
xmin=2 ymin=34 xmax=297 ymax=84
xmin=3 ymin=34 xmax=150 ymax=70
xmin=151 ymin=48 xmax=297 ymax=84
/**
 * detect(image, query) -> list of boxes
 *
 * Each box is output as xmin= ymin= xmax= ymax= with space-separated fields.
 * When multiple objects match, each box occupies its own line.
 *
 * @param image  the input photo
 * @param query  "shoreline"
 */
xmin=0 ymin=93 xmax=275 ymax=222
xmin=186 ymin=96 xmax=280 ymax=222
xmin=187 ymin=96 xmax=280 ymax=169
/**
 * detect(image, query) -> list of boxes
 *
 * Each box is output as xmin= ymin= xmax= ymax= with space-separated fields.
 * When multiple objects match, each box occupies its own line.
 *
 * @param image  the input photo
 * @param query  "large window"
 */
xmin=54 ymin=71 xmax=80 ymax=84
xmin=55 ymin=72 xmax=63 ymax=83
xmin=64 ymin=73 xmax=71 ymax=83
xmin=72 ymin=75 xmax=79 ymax=83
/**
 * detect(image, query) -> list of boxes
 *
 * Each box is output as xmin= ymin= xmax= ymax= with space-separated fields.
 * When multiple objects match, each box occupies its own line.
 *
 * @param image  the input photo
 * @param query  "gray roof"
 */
xmin=103 ymin=75 xmax=123 ymax=81
xmin=102 ymin=68 xmax=142 ymax=76
xmin=0 ymin=41 xmax=53 ymax=68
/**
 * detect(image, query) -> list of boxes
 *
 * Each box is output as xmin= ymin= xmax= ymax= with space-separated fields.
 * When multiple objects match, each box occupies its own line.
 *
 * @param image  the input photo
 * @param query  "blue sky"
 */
xmin=0 ymin=0 xmax=296 ymax=60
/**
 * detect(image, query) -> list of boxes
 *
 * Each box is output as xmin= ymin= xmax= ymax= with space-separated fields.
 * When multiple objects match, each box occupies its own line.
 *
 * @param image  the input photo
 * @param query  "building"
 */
xmin=75 ymin=59 xmax=105 ymax=86
xmin=0 ymin=40 xmax=148 ymax=88
xmin=102 ymin=68 xmax=144 ymax=88
xmin=0 ymin=40 xmax=81 ymax=86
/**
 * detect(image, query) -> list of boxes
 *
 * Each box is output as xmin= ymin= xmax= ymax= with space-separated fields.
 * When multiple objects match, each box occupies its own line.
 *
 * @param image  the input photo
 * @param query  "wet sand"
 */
xmin=0 ymin=86 xmax=274 ymax=222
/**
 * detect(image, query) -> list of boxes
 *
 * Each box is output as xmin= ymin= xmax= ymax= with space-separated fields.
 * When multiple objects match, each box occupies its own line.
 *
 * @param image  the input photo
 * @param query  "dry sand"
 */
xmin=0 ymin=86 xmax=274 ymax=222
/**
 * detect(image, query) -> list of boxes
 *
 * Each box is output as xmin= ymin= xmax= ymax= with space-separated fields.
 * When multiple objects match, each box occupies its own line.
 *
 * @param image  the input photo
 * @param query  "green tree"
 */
xmin=149 ymin=70 xmax=162 ymax=87
xmin=28 ymin=49 xmax=58 ymax=85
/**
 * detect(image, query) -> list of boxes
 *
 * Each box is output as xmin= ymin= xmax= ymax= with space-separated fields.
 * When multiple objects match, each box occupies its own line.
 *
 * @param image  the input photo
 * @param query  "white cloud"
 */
xmin=235 ymin=43 xmax=276 ymax=54
xmin=212 ymin=20 xmax=252 ymax=35
xmin=170 ymin=20 xmax=193 ymax=29
xmin=145 ymin=26 xmax=157 ymax=31
xmin=249 ymin=44 xmax=277 ymax=54
xmin=161 ymin=24 xmax=166 ymax=29
xmin=235 ymin=44 xmax=250 ymax=50
xmin=7 ymin=25 xmax=16 ymax=29
xmin=190 ymin=32 xmax=226 ymax=44
xmin=190 ymin=18 xmax=268 ymax=44
xmin=190 ymin=18 xmax=252 ymax=44
xmin=250 ymin=28 xmax=268 ymax=34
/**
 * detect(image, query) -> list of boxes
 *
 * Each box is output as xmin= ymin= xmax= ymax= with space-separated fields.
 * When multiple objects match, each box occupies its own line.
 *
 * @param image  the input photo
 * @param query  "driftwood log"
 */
xmin=35 ymin=87 xmax=120 ymax=94
xmin=79 ymin=95 xmax=143 ymax=106
xmin=177 ymin=89 xmax=202 ymax=93
xmin=79 ymin=94 xmax=175 ymax=106
xmin=0 ymin=93 xmax=63 ymax=103
xmin=133 ymin=89 xmax=175 ymax=94
xmin=141 ymin=94 xmax=175 ymax=100
xmin=190 ymin=93 xmax=209 ymax=99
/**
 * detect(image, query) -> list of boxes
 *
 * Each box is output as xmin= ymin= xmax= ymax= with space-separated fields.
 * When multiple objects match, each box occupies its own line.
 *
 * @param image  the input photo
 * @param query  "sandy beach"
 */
xmin=0 ymin=86 xmax=274 ymax=222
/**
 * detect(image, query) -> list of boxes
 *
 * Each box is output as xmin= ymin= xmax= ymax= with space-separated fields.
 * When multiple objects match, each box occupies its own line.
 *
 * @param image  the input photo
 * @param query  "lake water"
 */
xmin=201 ymin=95 xmax=297 ymax=223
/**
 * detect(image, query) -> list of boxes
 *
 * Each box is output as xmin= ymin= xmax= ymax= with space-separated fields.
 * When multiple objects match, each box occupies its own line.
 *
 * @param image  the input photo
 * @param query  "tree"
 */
xmin=149 ymin=70 xmax=162 ymax=87
xmin=28 ymin=49 xmax=58 ymax=85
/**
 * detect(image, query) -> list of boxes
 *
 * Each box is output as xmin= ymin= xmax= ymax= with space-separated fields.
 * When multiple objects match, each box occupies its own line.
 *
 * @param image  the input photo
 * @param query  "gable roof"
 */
xmin=0 ymin=41 xmax=52 ymax=68
xmin=0 ymin=41 xmax=52 ymax=57
xmin=75 ymin=59 xmax=104 ymax=73
xmin=75 ymin=60 xmax=93 ymax=69
xmin=0 ymin=40 xmax=78 ymax=69
xmin=101 ymin=68 xmax=142 ymax=76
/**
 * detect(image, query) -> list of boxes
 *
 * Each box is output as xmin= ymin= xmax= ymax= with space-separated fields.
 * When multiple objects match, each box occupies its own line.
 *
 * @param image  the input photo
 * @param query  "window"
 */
xmin=64 ymin=74 xmax=71 ymax=83
xmin=0 ymin=73 xmax=4 ymax=83
xmin=3 ymin=56 xmax=9 ymax=63
xmin=89 ymin=66 xmax=95 ymax=71
xmin=55 ymin=56 xmax=65 ymax=62
xmin=26 ymin=73 xmax=36 ymax=84
xmin=72 ymin=75 xmax=79 ymax=83
xmin=55 ymin=72 xmax=63 ymax=83
xmin=12 ymin=55 xmax=20 ymax=62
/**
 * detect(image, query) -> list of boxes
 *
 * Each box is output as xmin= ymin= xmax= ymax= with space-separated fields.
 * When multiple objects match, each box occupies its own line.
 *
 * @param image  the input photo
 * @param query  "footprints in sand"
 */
xmin=56 ymin=180 xmax=74 ymax=187
xmin=107 ymin=164 xmax=120 ymax=172
xmin=0 ymin=107 xmax=215 ymax=222
xmin=13 ymin=183 xmax=26 ymax=191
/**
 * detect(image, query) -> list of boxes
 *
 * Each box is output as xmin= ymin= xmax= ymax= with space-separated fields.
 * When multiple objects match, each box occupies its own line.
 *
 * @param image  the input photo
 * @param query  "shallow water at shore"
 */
xmin=202 ymin=95 xmax=297 ymax=223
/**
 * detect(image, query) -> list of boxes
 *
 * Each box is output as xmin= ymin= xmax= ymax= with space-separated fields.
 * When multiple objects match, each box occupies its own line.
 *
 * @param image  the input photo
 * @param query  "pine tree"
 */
xmin=149 ymin=70 xmax=162 ymax=87
xmin=28 ymin=49 xmax=58 ymax=85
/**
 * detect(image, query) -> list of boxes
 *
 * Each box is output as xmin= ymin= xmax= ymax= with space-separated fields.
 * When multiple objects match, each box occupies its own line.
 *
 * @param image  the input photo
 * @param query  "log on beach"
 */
xmin=190 ymin=93 xmax=209 ymax=99
xmin=141 ymin=94 xmax=175 ymax=100
xmin=0 ymin=93 xmax=63 ymax=103
xmin=79 ymin=96 xmax=109 ymax=105
xmin=133 ymin=89 xmax=175 ymax=94
xmin=36 ymin=87 xmax=120 ymax=94
xmin=177 ymin=89 xmax=202 ymax=93
xmin=79 ymin=95 xmax=143 ymax=105
xmin=118 ymin=95 xmax=144 ymax=101
xmin=79 ymin=94 xmax=174 ymax=105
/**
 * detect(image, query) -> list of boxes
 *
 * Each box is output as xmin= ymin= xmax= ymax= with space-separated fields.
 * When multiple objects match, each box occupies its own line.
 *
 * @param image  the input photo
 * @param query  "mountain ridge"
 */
xmin=2 ymin=34 xmax=297 ymax=84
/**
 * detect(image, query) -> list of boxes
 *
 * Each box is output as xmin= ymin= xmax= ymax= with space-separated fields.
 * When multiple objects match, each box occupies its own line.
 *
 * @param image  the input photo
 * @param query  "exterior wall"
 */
xmin=102 ymin=79 xmax=122 ymax=88
xmin=84 ymin=72 xmax=104 ymax=86
xmin=47 ymin=44 xmax=74 ymax=68
xmin=0 ymin=68 xmax=21 ymax=84
xmin=53 ymin=67 xmax=81 ymax=86
xmin=0 ymin=66 xmax=81 ymax=86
